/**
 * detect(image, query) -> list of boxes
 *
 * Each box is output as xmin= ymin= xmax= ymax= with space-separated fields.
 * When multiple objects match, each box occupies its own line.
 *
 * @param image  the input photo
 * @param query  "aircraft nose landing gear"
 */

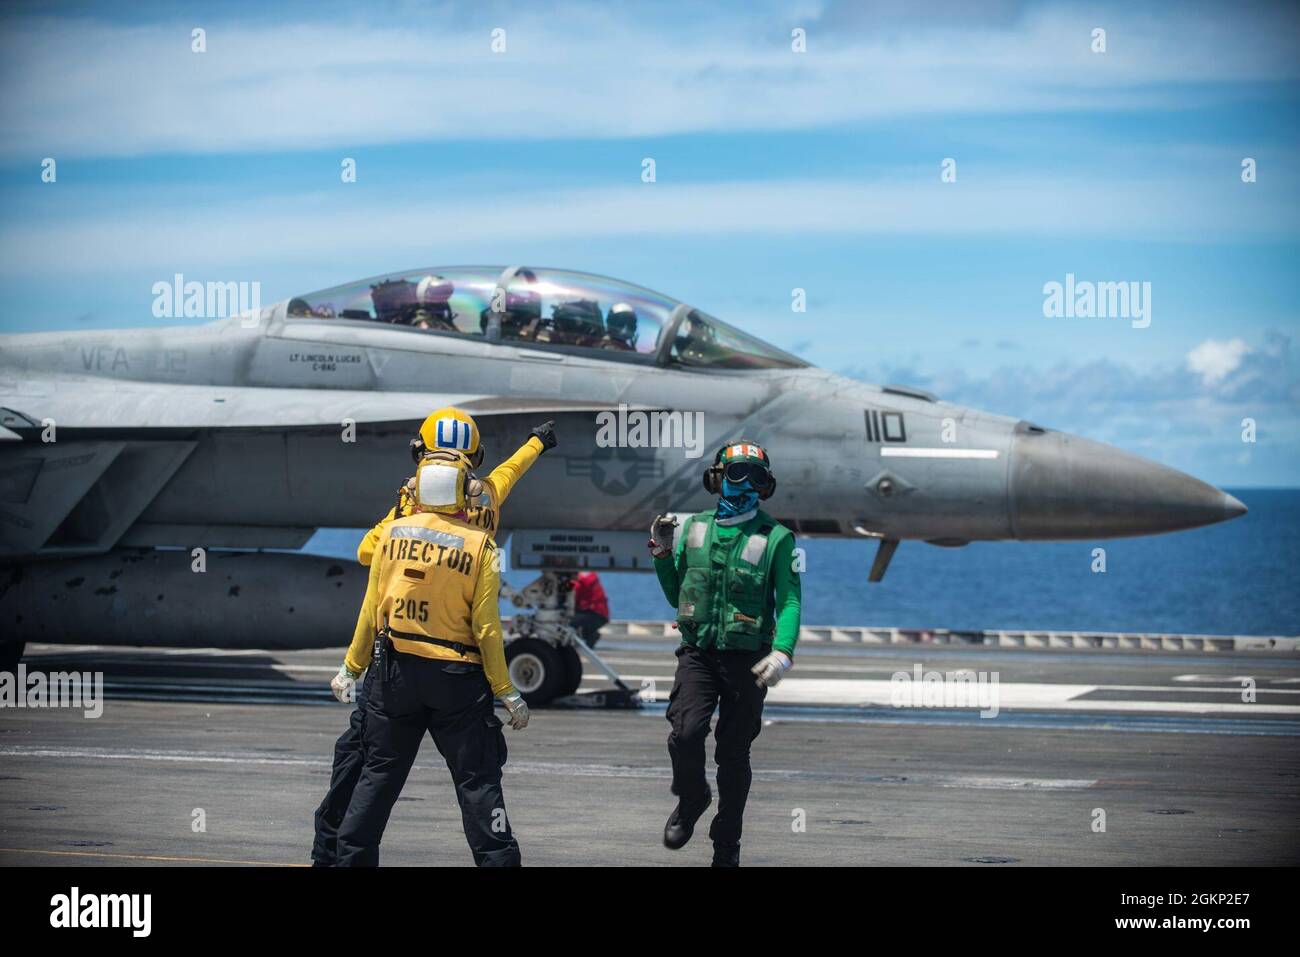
xmin=505 ymin=637 xmax=565 ymax=702
xmin=501 ymin=571 xmax=643 ymax=709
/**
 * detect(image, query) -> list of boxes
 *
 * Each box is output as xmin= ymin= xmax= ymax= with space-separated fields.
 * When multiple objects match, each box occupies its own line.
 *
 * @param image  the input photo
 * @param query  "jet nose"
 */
xmin=1224 ymin=492 xmax=1248 ymax=520
xmin=1009 ymin=422 xmax=1247 ymax=539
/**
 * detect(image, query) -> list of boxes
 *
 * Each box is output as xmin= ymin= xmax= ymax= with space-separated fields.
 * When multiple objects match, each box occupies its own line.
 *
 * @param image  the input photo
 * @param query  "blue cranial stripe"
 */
xmin=435 ymin=418 xmax=471 ymax=450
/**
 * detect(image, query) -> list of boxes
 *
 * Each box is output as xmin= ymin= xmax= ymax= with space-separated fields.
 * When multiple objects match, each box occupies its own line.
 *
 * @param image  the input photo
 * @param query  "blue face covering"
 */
xmin=716 ymin=478 xmax=759 ymax=521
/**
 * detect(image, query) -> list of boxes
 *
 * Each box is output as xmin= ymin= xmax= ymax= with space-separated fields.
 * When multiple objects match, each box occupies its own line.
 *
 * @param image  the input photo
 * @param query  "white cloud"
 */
xmin=2 ymin=173 xmax=1294 ymax=281
xmin=838 ymin=330 xmax=1299 ymax=486
xmin=1187 ymin=337 xmax=1249 ymax=385
xmin=0 ymin=1 xmax=1296 ymax=157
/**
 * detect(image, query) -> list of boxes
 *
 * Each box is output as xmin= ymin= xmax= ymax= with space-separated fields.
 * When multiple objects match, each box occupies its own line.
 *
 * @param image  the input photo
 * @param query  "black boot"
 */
xmin=663 ymin=790 xmax=712 ymax=850
xmin=711 ymin=842 xmax=740 ymax=867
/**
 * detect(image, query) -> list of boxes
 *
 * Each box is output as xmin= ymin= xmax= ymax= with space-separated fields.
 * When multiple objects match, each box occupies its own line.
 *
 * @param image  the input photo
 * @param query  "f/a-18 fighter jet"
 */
xmin=0 ymin=266 xmax=1245 ymax=675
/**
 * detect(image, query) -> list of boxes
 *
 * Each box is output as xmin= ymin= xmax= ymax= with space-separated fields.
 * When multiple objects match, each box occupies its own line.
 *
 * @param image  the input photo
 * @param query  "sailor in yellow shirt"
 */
xmin=311 ymin=408 xmax=556 ymax=866
xmin=355 ymin=412 xmax=553 ymax=566
xmin=334 ymin=447 xmax=533 ymax=867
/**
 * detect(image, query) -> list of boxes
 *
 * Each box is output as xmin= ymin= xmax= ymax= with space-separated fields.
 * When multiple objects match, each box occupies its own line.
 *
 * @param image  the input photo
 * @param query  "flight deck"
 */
xmin=2 ymin=627 xmax=1296 ymax=867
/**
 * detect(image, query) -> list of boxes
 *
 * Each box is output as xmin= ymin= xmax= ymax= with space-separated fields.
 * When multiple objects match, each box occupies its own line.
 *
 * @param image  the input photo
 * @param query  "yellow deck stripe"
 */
xmin=0 ymin=847 xmax=307 ymax=866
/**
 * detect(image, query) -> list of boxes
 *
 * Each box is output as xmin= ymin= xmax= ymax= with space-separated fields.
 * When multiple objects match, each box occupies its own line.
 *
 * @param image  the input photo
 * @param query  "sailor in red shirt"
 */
xmin=570 ymin=571 xmax=610 ymax=648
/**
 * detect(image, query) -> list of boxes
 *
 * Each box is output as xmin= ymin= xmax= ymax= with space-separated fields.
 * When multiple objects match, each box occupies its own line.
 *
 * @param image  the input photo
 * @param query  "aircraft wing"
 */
xmin=0 ymin=375 xmax=631 ymax=433
xmin=0 ymin=376 xmax=656 ymax=559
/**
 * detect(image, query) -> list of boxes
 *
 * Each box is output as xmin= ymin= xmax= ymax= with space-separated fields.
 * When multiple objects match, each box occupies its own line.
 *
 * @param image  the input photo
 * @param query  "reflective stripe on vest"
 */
xmin=740 ymin=533 xmax=768 ymax=565
xmin=388 ymin=525 xmax=466 ymax=550
xmin=377 ymin=511 xmax=491 ymax=651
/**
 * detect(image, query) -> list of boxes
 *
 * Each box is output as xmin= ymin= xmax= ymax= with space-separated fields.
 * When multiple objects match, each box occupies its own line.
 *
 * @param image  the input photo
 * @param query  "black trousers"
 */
xmin=665 ymin=644 xmax=768 ymax=847
xmin=335 ymin=650 xmax=519 ymax=867
xmin=311 ymin=668 xmax=370 ymax=866
xmin=570 ymin=610 xmax=609 ymax=648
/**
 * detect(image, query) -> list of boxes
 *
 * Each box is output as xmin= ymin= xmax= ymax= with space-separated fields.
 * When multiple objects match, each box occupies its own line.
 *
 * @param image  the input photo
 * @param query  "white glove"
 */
xmin=330 ymin=665 xmax=361 ymax=703
xmin=501 ymin=691 xmax=530 ymax=730
xmin=648 ymin=513 xmax=678 ymax=558
xmin=751 ymin=650 xmax=792 ymax=688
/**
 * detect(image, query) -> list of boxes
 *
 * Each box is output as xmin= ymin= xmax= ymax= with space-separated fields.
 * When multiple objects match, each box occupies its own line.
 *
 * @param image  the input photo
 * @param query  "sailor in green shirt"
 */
xmin=648 ymin=440 xmax=802 ymax=867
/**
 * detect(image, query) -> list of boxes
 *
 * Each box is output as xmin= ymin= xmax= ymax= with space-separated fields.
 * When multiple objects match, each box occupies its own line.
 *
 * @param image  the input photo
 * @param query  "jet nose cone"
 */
xmin=1009 ymin=423 xmax=1247 ymax=539
xmin=1224 ymin=492 xmax=1248 ymax=520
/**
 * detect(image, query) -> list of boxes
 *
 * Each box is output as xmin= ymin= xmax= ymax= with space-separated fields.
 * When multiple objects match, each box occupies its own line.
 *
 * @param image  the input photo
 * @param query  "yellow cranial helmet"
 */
xmin=413 ymin=406 xmax=483 ymax=468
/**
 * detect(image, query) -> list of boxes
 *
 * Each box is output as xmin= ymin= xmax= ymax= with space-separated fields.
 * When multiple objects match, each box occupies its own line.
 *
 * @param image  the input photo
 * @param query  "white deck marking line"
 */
xmin=0 ymin=746 xmax=1094 ymax=790
xmin=1084 ymin=685 xmax=1300 ymax=695
xmin=601 ymin=675 xmax=1300 ymax=714
xmin=24 ymin=655 xmax=1298 ymax=688
xmin=12 ymin=663 xmax=1299 ymax=715
xmin=1009 ymin=699 xmax=1300 ymax=715
xmin=1175 ymin=674 xmax=1300 ymax=685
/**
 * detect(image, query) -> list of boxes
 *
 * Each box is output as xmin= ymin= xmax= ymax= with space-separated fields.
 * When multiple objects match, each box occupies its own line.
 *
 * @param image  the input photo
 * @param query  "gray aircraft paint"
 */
xmin=0 ymin=268 xmax=1245 ymax=649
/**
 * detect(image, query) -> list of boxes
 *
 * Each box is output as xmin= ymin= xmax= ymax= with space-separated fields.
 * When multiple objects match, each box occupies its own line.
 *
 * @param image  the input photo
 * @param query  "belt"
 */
xmin=384 ymin=626 xmax=482 ymax=660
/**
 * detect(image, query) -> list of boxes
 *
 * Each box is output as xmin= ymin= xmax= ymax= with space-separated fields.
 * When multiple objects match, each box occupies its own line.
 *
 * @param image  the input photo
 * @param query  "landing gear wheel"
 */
xmin=0 ymin=641 xmax=25 ymax=673
xmin=556 ymin=645 xmax=583 ymax=698
xmin=505 ymin=638 xmax=563 ymax=706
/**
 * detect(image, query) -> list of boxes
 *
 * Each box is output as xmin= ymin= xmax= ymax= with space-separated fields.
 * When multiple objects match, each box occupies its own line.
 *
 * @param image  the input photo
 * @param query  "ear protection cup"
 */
xmin=702 ymin=445 xmax=726 ymax=494
xmin=412 ymin=438 xmax=485 ymax=469
xmin=702 ymin=464 xmax=723 ymax=494
xmin=758 ymin=474 xmax=776 ymax=500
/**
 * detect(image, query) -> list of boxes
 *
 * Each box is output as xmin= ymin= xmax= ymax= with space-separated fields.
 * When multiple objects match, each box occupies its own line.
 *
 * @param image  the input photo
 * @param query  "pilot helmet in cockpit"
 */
xmin=604 ymin=302 xmax=638 ymax=350
xmin=370 ymin=278 xmax=418 ymax=324
xmin=480 ymin=287 xmax=542 ymax=339
xmin=550 ymin=298 xmax=605 ymax=346
xmin=411 ymin=275 xmax=456 ymax=330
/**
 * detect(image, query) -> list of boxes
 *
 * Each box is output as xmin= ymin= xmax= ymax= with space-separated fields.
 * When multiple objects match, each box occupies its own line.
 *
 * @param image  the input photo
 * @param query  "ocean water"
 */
xmin=305 ymin=488 xmax=1299 ymax=638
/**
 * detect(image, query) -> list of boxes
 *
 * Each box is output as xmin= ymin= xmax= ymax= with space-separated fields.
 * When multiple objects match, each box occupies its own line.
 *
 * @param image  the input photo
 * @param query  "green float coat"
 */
xmin=653 ymin=509 xmax=802 ymax=656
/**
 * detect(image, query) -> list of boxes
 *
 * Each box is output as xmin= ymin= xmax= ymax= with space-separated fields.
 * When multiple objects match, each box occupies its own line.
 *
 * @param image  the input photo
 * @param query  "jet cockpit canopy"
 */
xmin=286 ymin=266 xmax=805 ymax=370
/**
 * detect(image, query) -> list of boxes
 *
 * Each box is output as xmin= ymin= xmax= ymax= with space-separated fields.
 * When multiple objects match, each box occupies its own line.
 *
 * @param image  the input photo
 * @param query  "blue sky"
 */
xmin=0 ymin=0 xmax=1297 ymax=484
